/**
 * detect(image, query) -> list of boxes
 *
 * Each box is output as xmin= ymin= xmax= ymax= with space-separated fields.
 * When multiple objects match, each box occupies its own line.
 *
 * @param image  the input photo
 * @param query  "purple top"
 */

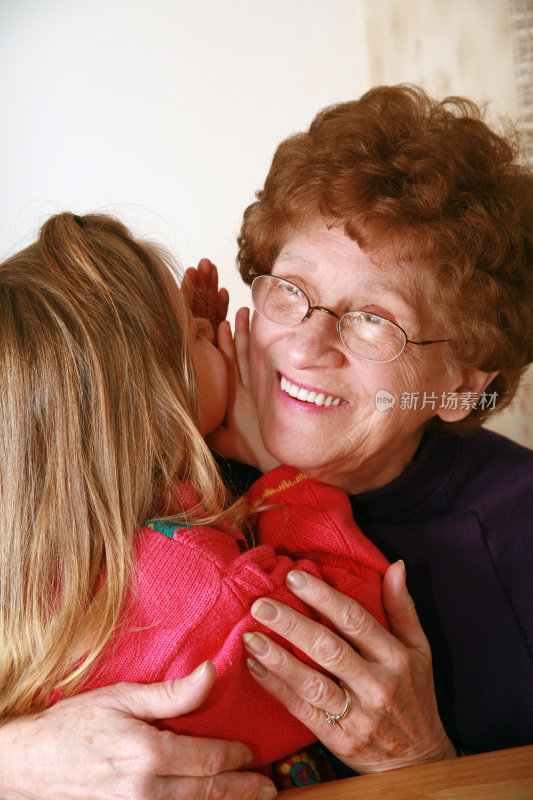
xmin=222 ymin=427 xmax=533 ymax=755
xmin=351 ymin=428 xmax=533 ymax=752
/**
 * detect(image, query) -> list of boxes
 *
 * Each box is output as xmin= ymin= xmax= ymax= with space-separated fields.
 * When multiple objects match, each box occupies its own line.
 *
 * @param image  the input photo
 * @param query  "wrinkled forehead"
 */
xmin=275 ymin=225 xmax=444 ymax=317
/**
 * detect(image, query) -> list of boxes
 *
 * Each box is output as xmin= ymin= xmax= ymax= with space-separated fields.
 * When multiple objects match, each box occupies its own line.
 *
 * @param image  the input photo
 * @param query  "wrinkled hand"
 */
xmin=244 ymin=563 xmax=456 ymax=773
xmin=208 ymin=307 xmax=279 ymax=474
xmin=181 ymin=258 xmax=229 ymax=341
xmin=0 ymin=662 xmax=277 ymax=800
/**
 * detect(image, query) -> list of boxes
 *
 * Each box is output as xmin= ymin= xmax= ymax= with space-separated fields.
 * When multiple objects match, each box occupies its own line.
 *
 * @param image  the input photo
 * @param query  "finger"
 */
xmin=245 ymin=658 xmax=368 ymax=764
xmin=187 ymin=260 xmax=216 ymax=302
xmin=246 ymin=656 xmax=330 ymax=734
xmin=283 ymin=570 xmax=399 ymax=664
xmin=94 ymin=661 xmax=217 ymax=720
xmin=196 ymin=258 xmax=218 ymax=289
xmin=217 ymin=320 xmax=238 ymax=370
xmin=181 ymin=268 xmax=199 ymax=305
xmin=152 ymin=733 xmax=255 ymax=777
xmin=243 ymin=634 xmax=352 ymax=721
xmin=250 ymin=598 xmax=360 ymax=686
xmin=234 ymin=307 xmax=251 ymax=386
xmin=197 ymin=260 xmax=220 ymax=306
xmin=217 ymin=286 xmax=230 ymax=321
xmin=382 ymin=561 xmax=431 ymax=655
xmin=216 ymin=321 xmax=239 ymax=408
xmin=197 ymin=260 xmax=229 ymax=328
xmin=157 ymin=772 xmax=277 ymax=800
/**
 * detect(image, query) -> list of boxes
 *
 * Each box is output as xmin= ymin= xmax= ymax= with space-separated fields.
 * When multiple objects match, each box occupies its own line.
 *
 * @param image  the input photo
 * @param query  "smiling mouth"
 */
xmin=280 ymin=375 xmax=348 ymax=407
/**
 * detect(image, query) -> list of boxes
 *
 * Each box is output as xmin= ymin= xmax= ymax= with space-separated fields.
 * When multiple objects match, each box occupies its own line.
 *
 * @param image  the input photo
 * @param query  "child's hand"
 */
xmin=208 ymin=307 xmax=279 ymax=473
xmin=181 ymin=258 xmax=229 ymax=342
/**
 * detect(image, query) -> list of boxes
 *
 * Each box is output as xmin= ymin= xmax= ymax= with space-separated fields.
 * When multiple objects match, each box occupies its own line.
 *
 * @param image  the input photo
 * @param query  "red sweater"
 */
xmin=79 ymin=466 xmax=389 ymax=766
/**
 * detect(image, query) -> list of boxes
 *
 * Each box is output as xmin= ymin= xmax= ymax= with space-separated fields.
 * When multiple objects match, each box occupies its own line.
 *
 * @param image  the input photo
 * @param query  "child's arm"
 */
xmin=208 ymin=307 xmax=279 ymax=473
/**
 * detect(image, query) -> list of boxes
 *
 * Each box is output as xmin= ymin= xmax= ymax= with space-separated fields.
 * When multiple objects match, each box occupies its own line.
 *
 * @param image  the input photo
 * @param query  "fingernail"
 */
xmin=247 ymin=657 xmax=268 ymax=678
xmin=396 ymin=559 xmax=406 ymax=573
xmin=286 ymin=570 xmax=307 ymax=590
xmin=251 ymin=600 xmax=278 ymax=622
xmin=257 ymin=785 xmax=277 ymax=800
xmin=187 ymin=660 xmax=209 ymax=683
xmin=243 ymin=632 xmax=269 ymax=655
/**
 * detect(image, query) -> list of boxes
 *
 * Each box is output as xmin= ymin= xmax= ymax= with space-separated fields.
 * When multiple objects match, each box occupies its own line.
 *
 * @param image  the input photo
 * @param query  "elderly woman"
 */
xmin=1 ymin=84 xmax=532 ymax=798
xmin=217 ymin=83 xmax=533 ymax=771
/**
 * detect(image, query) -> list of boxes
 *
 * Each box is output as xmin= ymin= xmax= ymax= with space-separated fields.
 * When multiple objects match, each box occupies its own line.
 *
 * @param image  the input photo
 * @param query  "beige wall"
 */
xmin=362 ymin=0 xmax=533 ymax=448
xmin=363 ymin=0 xmax=516 ymax=114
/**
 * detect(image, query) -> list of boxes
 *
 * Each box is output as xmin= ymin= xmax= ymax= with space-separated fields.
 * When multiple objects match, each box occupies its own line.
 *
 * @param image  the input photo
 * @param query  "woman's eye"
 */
xmin=344 ymin=311 xmax=392 ymax=334
xmin=350 ymin=311 xmax=387 ymax=326
xmin=365 ymin=313 xmax=386 ymax=325
xmin=280 ymin=283 xmax=303 ymax=298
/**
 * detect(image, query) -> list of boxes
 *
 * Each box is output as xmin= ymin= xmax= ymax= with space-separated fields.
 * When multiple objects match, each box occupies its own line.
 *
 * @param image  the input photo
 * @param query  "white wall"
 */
xmin=0 ymin=0 xmax=369 ymax=318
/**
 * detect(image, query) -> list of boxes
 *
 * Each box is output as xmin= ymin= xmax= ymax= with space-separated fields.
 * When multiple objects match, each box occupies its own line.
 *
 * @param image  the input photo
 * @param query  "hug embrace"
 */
xmin=1 ymin=84 xmax=532 ymax=799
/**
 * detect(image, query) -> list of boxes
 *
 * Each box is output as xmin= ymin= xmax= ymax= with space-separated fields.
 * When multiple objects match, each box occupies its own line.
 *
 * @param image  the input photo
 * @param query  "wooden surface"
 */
xmin=278 ymin=745 xmax=533 ymax=799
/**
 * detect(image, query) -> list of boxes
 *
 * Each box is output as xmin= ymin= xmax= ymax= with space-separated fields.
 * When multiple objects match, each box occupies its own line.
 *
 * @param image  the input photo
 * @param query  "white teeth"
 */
xmin=280 ymin=376 xmax=346 ymax=407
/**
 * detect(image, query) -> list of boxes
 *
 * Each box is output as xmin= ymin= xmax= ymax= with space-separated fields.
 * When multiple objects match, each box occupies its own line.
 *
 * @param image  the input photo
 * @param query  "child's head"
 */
xmin=0 ymin=212 xmax=229 ymax=714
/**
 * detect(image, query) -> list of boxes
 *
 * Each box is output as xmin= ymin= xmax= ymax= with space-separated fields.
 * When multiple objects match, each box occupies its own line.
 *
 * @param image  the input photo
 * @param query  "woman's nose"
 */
xmin=285 ymin=312 xmax=345 ymax=370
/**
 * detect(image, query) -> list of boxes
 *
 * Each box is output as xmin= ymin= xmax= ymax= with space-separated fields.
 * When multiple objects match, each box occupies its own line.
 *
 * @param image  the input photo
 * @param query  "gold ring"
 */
xmin=324 ymin=685 xmax=351 ymax=725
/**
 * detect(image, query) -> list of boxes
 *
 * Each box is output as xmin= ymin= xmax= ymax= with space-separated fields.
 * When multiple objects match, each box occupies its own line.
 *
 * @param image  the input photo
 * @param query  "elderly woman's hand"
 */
xmin=244 ymin=562 xmax=456 ymax=773
xmin=0 ymin=662 xmax=277 ymax=800
xmin=208 ymin=306 xmax=279 ymax=473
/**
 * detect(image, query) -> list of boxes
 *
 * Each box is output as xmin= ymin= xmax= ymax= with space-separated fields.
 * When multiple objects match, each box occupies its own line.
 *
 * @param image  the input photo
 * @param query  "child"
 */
xmin=0 ymin=212 xmax=388 ymax=775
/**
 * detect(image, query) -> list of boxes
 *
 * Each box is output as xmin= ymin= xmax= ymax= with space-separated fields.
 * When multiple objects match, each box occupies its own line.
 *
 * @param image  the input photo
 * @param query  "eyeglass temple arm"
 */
xmin=407 ymin=338 xmax=450 ymax=346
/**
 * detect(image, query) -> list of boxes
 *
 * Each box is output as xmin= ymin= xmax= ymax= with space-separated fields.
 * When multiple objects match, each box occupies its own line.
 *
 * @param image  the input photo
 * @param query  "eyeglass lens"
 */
xmin=251 ymin=275 xmax=407 ymax=362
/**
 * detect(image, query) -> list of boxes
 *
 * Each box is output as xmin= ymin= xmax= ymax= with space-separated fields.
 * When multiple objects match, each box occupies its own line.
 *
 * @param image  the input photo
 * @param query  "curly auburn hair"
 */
xmin=237 ymin=84 xmax=533 ymax=435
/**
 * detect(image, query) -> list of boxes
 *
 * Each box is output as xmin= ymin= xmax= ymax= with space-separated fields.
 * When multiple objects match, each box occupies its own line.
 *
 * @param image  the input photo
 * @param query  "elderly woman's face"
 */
xmin=249 ymin=220 xmax=469 ymax=493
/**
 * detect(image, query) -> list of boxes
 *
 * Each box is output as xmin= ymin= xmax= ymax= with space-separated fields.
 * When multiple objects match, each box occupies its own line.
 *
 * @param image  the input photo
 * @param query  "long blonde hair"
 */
xmin=0 ymin=212 xmax=238 ymax=717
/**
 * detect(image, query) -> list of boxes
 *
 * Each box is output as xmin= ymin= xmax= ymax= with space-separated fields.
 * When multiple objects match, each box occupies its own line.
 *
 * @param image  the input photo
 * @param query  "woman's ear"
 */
xmin=437 ymin=367 xmax=500 ymax=423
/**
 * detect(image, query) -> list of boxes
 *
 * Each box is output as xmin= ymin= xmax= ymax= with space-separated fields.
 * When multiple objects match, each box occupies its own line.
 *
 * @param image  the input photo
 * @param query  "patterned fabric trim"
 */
xmin=257 ymin=742 xmax=338 ymax=790
xmin=255 ymin=472 xmax=309 ymax=503
xmin=143 ymin=519 xmax=191 ymax=539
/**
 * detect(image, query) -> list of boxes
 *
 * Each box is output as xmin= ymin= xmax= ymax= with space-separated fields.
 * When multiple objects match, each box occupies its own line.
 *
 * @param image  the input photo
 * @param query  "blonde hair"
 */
xmin=0 ymin=212 xmax=239 ymax=717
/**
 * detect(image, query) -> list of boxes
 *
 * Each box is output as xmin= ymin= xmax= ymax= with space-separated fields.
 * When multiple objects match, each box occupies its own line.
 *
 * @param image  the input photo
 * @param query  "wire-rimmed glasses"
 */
xmin=250 ymin=274 xmax=449 ymax=364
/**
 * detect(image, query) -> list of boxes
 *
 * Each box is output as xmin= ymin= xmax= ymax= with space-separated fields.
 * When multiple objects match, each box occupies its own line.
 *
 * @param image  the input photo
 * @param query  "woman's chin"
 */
xmin=261 ymin=436 xmax=333 ymax=480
